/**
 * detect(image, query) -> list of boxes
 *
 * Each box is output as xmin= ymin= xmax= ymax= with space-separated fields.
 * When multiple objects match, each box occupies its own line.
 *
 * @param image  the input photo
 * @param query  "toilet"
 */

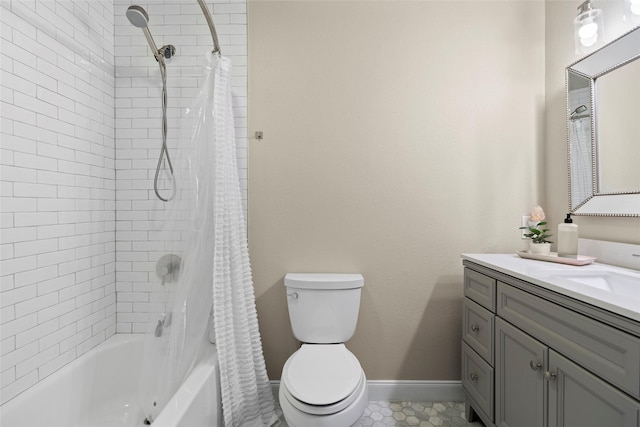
xmin=279 ymin=273 xmax=368 ymax=427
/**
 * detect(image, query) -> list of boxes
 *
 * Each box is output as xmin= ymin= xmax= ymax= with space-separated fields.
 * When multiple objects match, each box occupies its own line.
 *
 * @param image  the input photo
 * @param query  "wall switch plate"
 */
xmin=521 ymin=215 xmax=530 ymax=239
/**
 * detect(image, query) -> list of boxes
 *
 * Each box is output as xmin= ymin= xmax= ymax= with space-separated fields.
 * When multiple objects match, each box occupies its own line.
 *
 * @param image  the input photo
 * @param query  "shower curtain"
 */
xmin=205 ymin=52 xmax=278 ymax=427
xmin=138 ymin=52 xmax=277 ymax=427
xmin=569 ymin=118 xmax=593 ymax=207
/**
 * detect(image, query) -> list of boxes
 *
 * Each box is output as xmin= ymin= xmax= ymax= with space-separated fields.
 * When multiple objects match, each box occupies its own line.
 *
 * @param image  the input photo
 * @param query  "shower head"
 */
xmin=570 ymin=105 xmax=588 ymax=117
xmin=126 ymin=5 xmax=165 ymax=63
xmin=126 ymin=5 xmax=149 ymax=28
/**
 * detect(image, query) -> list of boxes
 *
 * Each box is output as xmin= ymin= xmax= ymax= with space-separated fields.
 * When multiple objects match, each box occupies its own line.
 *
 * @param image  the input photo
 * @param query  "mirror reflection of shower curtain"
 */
xmin=569 ymin=119 xmax=593 ymax=208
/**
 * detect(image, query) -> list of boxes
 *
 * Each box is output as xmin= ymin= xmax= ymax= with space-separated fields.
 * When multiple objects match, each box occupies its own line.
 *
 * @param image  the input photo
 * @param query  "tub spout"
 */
xmin=155 ymin=319 xmax=163 ymax=337
xmin=154 ymin=313 xmax=172 ymax=337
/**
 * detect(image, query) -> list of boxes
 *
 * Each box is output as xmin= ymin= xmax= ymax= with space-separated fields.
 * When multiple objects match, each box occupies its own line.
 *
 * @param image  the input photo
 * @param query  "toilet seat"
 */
xmin=282 ymin=344 xmax=363 ymax=414
xmin=281 ymin=372 xmax=366 ymax=416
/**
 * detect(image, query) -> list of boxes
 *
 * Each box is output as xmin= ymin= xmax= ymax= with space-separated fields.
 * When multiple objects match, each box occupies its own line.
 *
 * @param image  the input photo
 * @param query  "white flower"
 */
xmin=530 ymin=205 xmax=546 ymax=222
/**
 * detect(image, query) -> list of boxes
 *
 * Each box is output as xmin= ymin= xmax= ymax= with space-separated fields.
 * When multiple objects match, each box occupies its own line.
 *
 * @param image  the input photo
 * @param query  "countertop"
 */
xmin=462 ymin=253 xmax=640 ymax=323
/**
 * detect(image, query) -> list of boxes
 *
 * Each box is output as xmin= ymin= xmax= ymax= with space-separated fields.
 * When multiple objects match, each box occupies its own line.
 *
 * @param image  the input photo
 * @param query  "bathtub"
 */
xmin=0 ymin=334 xmax=221 ymax=427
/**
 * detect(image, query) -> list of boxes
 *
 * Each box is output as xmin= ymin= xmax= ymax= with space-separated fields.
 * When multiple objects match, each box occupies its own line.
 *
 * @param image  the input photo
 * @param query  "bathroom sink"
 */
xmin=536 ymin=269 xmax=640 ymax=300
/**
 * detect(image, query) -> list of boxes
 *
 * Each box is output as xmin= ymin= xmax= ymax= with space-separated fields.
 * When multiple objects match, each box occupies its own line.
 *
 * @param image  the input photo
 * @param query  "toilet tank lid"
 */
xmin=284 ymin=273 xmax=364 ymax=289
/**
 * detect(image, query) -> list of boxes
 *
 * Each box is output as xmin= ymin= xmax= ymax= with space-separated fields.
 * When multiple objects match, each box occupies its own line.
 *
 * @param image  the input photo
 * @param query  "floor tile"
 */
xmin=274 ymin=400 xmax=486 ymax=427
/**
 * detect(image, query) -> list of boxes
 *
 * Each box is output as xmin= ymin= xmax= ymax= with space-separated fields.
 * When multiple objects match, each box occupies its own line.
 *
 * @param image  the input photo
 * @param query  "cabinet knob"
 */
xmin=544 ymin=371 xmax=557 ymax=381
xmin=470 ymin=324 xmax=480 ymax=332
xmin=529 ymin=360 xmax=542 ymax=371
xmin=469 ymin=373 xmax=479 ymax=381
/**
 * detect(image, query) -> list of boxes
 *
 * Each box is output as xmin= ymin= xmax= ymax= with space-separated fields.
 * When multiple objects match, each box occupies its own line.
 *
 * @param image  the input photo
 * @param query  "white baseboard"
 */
xmin=271 ymin=380 xmax=463 ymax=402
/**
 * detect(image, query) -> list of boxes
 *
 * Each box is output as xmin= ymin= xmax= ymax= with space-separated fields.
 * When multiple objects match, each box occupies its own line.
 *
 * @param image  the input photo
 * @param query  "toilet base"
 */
xmin=279 ymin=381 xmax=368 ymax=427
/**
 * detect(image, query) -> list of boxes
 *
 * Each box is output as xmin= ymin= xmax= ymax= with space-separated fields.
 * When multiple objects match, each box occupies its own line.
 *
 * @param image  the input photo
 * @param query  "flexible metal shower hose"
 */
xmin=154 ymin=61 xmax=175 ymax=202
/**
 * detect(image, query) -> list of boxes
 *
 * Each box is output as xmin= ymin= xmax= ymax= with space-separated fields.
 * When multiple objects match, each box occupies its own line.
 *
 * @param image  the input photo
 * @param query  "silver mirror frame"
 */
xmin=565 ymin=26 xmax=640 ymax=217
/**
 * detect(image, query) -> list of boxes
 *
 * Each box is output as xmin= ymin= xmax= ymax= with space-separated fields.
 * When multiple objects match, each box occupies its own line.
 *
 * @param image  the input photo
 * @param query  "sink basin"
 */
xmin=536 ymin=269 xmax=640 ymax=300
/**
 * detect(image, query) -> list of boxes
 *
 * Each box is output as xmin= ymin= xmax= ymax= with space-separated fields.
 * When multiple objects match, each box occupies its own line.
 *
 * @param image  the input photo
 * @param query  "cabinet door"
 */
xmin=548 ymin=350 xmax=640 ymax=427
xmin=495 ymin=318 xmax=547 ymax=427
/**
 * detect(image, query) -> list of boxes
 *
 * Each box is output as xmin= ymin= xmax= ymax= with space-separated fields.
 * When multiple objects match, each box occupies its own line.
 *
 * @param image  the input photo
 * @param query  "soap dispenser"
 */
xmin=557 ymin=214 xmax=578 ymax=257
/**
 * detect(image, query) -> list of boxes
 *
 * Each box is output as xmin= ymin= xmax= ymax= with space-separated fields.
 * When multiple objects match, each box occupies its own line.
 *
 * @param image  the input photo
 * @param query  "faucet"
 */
xmin=154 ymin=312 xmax=172 ymax=337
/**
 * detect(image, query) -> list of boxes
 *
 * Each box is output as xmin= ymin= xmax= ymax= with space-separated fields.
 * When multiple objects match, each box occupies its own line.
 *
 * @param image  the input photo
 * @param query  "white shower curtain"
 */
xmin=138 ymin=51 xmax=276 ymax=427
xmin=205 ymin=52 xmax=278 ymax=427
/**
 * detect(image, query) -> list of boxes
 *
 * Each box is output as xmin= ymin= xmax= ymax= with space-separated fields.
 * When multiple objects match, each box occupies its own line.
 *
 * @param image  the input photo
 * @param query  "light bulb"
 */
xmin=581 ymin=33 xmax=598 ymax=47
xmin=578 ymin=20 xmax=598 ymax=39
xmin=624 ymin=0 xmax=640 ymax=23
xmin=573 ymin=1 xmax=604 ymax=54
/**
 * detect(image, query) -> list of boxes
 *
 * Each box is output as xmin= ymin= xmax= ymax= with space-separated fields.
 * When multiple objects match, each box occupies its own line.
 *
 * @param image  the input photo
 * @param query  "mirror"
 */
xmin=566 ymin=26 xmax=640 ymax=217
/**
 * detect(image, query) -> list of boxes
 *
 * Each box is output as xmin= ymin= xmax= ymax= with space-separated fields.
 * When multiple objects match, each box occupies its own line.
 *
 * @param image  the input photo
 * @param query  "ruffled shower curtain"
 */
xmin=206 ymin=53 xmax=278 ymax=427
xmin=139 ymin=52 xmax=277 ymax=427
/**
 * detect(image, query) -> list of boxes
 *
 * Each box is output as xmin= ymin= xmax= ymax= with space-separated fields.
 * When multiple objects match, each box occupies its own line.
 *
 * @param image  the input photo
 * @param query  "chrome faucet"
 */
xmin=154 ymin=312 xmax=172 ymax=337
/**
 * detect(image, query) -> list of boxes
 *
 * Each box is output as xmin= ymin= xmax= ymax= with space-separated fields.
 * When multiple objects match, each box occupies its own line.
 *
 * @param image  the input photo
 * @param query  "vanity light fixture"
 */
xmin=623 ymin=0 xmax=640 ymax=25
xmin=574 ymin=0 xmax=604 ymax=54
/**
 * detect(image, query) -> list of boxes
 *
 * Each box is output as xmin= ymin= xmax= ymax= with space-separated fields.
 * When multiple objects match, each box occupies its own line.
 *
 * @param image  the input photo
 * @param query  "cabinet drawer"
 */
xmin=462 ymin=341 xmax=494 ymax=421
xmin=497 ymin=282 xmax=640 ymax=398
xmin=463 ymin=298 xmax=494 ymax=364
xmin=464 ymin=268 xmax=496 ymax=311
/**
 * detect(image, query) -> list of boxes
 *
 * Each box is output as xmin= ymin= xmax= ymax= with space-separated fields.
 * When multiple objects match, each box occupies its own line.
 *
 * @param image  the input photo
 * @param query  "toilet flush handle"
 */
xmin=287 ymin=292 xmax=298 ymax=300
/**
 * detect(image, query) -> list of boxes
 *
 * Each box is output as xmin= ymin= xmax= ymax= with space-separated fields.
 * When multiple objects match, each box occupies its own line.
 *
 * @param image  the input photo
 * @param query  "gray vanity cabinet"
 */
xmin=462 ymin=261 xmax=640 ymax=427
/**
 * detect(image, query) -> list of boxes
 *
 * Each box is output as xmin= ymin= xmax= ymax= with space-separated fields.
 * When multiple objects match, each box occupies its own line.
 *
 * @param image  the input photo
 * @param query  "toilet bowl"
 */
xmin=279 ymin=345 xmax=368 ymax=426
xmin=280 ymin=273 xmax=367 ymax=427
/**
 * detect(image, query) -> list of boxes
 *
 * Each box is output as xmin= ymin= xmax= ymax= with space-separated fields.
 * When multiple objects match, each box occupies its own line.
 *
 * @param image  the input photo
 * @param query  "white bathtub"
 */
xmin=0 ymin=334 xmax=221 ymax=427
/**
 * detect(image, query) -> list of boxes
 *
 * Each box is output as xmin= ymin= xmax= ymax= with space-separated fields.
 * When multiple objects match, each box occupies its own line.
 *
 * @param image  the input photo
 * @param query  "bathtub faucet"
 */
xmin=154 ymin=312 xmax=172 ymax=337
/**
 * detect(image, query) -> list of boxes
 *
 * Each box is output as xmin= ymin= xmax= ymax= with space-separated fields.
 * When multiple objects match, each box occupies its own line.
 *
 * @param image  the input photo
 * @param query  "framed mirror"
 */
xmin=566 ymin=26 xmax=640 ymax=217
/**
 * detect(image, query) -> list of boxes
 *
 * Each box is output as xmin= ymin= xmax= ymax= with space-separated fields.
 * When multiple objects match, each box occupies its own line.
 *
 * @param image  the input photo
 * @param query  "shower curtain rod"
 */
xmin=196 ymin=0 xmax=221 ymax=54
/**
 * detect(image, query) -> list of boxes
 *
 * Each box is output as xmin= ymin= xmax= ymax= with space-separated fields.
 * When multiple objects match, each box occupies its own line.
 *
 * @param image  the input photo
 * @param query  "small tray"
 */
xmin=516 ymin=251 xmax=596 ymax=266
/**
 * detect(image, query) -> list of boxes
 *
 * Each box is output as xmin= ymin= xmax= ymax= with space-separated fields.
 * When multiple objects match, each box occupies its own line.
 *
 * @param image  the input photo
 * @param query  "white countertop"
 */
xmin=462 ymin=254 xmax=640 ymax=323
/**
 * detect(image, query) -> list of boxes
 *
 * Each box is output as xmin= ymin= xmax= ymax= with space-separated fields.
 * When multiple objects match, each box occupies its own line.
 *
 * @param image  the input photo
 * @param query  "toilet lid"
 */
xmin=282 ymin=344 xmax=362 ymax=406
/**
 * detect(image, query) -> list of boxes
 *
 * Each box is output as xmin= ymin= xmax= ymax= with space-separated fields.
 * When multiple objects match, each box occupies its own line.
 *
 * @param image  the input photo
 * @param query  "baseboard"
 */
xmin=271 ymin=380 xmax=463 ymax=402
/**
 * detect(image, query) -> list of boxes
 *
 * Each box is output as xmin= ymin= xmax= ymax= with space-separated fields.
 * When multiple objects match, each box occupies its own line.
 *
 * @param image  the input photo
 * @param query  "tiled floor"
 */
xmin=275 ymin=401 xmax=485 ymax=427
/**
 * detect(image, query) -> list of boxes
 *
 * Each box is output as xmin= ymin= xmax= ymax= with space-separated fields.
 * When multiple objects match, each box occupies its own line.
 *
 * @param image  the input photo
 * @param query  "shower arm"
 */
xmin=196 ymin=0 xmax=221 ymax=55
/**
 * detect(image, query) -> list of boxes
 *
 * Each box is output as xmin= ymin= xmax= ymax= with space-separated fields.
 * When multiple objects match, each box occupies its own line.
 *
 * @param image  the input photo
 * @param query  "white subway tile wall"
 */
xmin=0 ymin=0 xmax=247 ymax=403
xmin=113 ymin=0 xmax=247 ymax=333
xmin=0 ymin=0 xmax=116 ymax=404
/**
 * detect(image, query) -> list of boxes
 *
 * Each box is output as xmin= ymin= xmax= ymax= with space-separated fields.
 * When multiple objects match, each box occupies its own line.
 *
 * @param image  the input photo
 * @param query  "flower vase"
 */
xmin=529 ymin=242 xmax=551 ymax=256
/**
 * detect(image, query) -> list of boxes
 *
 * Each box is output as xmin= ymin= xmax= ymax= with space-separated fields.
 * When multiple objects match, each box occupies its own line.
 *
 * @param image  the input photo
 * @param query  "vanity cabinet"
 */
xmin=462 ymin=261 xmax=640 ymax=427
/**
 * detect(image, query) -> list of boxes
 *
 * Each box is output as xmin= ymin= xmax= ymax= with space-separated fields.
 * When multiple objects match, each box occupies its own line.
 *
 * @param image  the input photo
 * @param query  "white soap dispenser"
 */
xmin=557 ymin=213 xmax=578 ymax=258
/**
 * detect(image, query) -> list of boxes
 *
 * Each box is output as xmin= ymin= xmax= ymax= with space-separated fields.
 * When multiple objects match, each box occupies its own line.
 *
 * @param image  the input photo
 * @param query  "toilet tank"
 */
xmin=284 ymin=273 xmax=364 ymax=344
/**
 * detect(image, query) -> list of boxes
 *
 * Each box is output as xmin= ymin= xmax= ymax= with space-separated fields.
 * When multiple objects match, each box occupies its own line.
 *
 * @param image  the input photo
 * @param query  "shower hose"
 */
xmin=154 ymin=60 xmax=176 ymax=202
